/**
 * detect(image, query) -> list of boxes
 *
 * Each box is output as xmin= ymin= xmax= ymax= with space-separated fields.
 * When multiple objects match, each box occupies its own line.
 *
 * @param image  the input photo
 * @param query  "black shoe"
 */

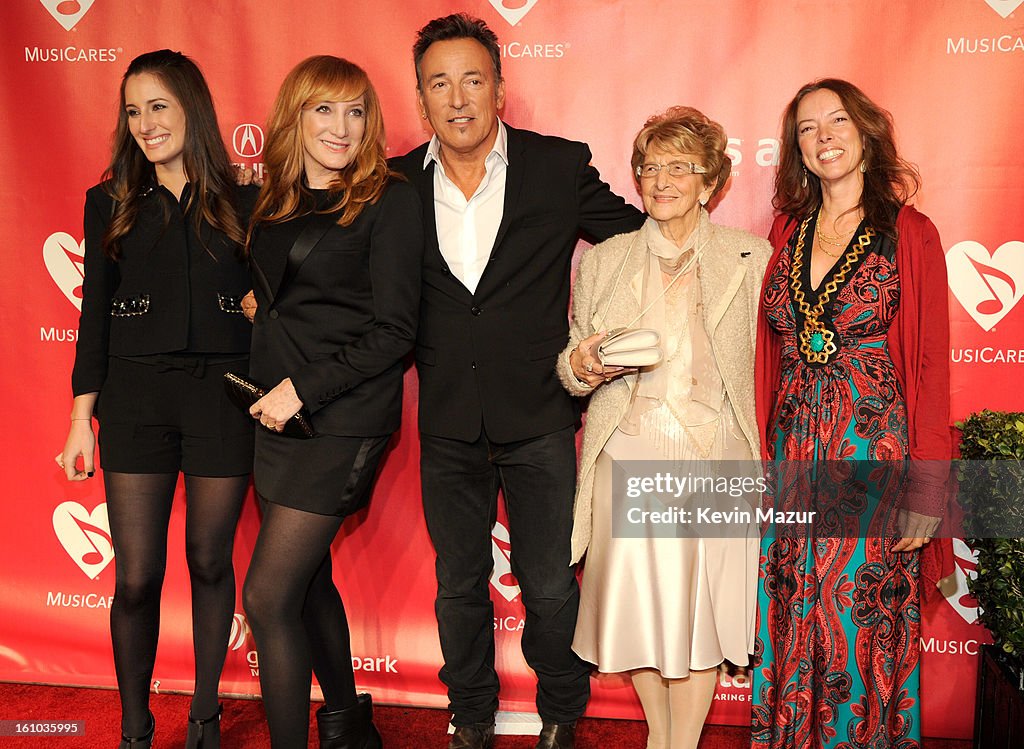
xmin=448 ymin=722 xmax=494 ymax=749
xmin=185 ymin=704 xmax=222 ymax=749
xmin=535 ymin=721 xmax=575 ymax=749
xmin=117 ymin=712 xmax=154 ymax=749
xmin=316 ymin=693 xmax=382 ymax=749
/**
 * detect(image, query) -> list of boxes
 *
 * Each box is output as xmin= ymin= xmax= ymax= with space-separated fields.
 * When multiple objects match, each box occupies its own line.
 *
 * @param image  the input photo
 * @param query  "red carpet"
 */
xmin=0 ymin=682 xmax=970 ymax=748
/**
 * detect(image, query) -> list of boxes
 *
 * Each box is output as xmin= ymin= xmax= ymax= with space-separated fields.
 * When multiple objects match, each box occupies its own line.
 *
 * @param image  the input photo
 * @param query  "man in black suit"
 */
xmin=391 ymin=14 xmax=643 ymax=749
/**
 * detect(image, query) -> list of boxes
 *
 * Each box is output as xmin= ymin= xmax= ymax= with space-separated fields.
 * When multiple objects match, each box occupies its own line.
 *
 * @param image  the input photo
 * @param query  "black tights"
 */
xmin=105 ymin=472 xmax=248 ymax=737
xmin=243 ymin=498 xmax=358 ymax=748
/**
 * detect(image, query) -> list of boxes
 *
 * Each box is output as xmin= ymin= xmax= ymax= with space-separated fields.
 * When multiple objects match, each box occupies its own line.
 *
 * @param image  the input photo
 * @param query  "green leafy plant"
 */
xmin=957 ymin=410 xmax=1024 ymax=667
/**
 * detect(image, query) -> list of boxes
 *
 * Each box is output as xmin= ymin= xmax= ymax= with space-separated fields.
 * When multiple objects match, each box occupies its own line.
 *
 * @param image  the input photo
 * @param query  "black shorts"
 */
xmin=97 ymin=355 xmax=255 ymax=476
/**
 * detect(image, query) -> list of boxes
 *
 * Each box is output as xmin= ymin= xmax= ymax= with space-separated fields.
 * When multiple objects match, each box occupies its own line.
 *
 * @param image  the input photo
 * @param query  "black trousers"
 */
xmin=420 ymin=425 xmax=590 ymax=726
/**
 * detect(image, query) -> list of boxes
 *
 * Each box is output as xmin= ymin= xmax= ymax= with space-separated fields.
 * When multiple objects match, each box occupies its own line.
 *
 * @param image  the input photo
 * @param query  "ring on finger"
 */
xmin=585 ymin=361 xmax=594 ymax=373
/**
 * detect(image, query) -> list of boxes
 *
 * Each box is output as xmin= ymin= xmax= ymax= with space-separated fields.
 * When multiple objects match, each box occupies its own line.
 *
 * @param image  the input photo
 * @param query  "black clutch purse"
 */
xmin=223 ymin=372 xmax=316 ymax=439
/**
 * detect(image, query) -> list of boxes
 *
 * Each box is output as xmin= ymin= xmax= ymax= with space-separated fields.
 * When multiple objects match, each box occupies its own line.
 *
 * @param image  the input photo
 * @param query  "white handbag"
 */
xmin=597 ymin=327 xmax=663 ymax=367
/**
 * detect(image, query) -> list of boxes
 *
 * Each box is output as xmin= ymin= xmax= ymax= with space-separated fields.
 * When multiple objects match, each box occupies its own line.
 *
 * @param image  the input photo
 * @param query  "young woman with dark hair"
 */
xmin=57 ymin=49 xmax=255 ymax=749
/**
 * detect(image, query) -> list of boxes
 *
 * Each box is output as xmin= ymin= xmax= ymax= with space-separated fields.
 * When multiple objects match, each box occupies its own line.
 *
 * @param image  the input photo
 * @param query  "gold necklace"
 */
xmin=789 ymin=217 xmax=874 ymax=365
xmin=814 ymin=238 xmax=844 ymax=258
xmin=815 ymin=207 xmax=857 ymax=243
xmin=815 ymin=228 xmax=850 ymax=249
xmin=816 ymin=223 xmax=855 ymax=241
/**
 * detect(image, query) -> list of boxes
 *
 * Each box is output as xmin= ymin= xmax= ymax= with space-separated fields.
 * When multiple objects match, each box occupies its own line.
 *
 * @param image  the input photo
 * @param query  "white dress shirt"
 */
xmin=424 ymin=119 xmax=508 ymax=294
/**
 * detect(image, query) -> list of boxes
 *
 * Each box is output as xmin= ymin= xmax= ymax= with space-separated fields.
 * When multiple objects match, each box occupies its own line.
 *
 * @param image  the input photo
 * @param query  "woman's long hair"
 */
xmin=773 ymin=78 xmax=920 ymax=239
xmin=248 ymin=56 xmax=393 ymax=244
xmin=102 ymin=49 xmax=244 ymax=259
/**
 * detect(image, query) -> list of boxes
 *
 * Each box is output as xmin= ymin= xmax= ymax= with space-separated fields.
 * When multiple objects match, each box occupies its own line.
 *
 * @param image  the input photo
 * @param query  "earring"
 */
xmin=801 ymin=166 xmax=808 ymax=189
xmin=699 ymin=196 xmax=708 ymax=207
xmin=859 ymin=160 xmax=867 ymax=173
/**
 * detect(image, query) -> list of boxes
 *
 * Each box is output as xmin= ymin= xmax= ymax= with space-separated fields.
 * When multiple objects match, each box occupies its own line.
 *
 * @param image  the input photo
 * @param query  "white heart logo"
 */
xmin=44 ymin=232 xmax=86 ymax=311
xmin=488 ymin=0 xmax=540 ymax=27
xmin=39 ymin=0 xmax=96 ymax=31
xmin=942 ymin=539 xmax=980 ymax=625
xmin=945 ymin=240 xmax=1024 ymax=331
xmin=489 ymin=521 xmax=521 ymax=602
xmin=228 ymin=613 xmax=250 ymax=651
xmin=984 ymin=0 xmax=1024 ymax=19
xmin=52 ymin=501 xmax=114 ymax=579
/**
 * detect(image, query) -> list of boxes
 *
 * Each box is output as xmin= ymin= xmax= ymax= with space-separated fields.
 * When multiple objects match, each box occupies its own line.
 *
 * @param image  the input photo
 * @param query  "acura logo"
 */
xmin=232 ymin=123 xmax=264 ymax=158
xmin=488 ymin=0 xmax=540 ymax=27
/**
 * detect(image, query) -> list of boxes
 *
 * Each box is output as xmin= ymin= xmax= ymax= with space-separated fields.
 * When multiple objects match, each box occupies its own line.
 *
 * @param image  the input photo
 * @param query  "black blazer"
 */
xmin=72 ymin=182 xmax=256 ymax=396
xmin=248 ymin=180 xmax=423 ymax=437
xmin=391 ymin=124 xmax=644 ymax=443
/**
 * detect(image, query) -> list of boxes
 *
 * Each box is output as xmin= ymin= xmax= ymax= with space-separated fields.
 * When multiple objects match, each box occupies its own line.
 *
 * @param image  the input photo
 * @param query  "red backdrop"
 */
xmin=2 ymin=0 xmax=1022 ymax=740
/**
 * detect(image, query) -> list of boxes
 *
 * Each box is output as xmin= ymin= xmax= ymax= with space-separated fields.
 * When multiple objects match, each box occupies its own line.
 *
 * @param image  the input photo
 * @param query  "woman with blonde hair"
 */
xmin=558 ymin=106 xmax=770 ymax=749
xmin=241 ymin=55 xmax=422 ymax=748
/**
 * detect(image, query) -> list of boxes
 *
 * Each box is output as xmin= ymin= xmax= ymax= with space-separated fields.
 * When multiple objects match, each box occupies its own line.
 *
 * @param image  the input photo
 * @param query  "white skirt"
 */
xmin=572 ymin=422 xmax=758 ymax=678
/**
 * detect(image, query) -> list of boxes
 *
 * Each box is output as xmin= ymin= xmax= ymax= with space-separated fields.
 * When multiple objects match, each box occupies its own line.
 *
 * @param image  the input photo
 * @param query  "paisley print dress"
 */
xmin=751 ymin=215 xmax=922 ymax=749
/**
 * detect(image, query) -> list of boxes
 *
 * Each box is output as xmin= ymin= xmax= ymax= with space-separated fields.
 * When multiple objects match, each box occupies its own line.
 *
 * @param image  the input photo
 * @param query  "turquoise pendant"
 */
xmin=810 ymin=331 xmax=825 ymax=352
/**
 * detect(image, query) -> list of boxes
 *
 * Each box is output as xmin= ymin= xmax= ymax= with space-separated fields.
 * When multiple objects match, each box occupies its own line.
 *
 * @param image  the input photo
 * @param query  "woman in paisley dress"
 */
xmin=751 ymin=79 xmax=951 ymax=749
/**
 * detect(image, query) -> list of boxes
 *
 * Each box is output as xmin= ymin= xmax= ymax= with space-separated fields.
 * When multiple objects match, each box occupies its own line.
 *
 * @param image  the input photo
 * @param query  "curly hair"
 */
xmin=631 ymin=106 xmax=731 ymax=201
xmin=773 ymin=78 xmax=920 ymax=239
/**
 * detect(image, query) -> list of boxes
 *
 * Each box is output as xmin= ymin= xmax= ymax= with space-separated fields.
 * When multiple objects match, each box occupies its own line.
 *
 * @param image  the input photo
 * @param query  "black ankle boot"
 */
xmin=117 ymin=712 xmax=154 ymax=748
xmin=315 ymin=693 xmax=383 ymax=749
xmin=185 ymin=704 xmax=222 ymax=749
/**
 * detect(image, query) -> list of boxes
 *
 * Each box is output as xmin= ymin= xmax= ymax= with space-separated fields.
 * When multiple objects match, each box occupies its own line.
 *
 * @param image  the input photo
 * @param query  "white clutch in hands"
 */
xmin=597 ymin=327 xmax=663 ymax=367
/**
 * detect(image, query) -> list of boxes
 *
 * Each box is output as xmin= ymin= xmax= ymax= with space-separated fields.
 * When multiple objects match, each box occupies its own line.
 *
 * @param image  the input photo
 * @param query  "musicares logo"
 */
xmin=53 ymin=501 xmax=114 ymax=579
xmin=228 ymin=613 xmax=250 ymax=651
xmin=488 ymin=0 xmax=540 ymax=27
xmin=44 ymin=231 xmax=85 ymax=311
xmin=943 ymin=539 xmax=980 ymax=625
xmin=984 ymin=0 xmax=1024 ymax=18
xmin=232 ymin=123 xmax=264 ymax=159
xmin=946 ymin=240 xmax=1024 ymax=331
xmin=40 ymin=0 xmax=96 ymax=31
xmin=490 ymin=521 xmax=521 ymax=602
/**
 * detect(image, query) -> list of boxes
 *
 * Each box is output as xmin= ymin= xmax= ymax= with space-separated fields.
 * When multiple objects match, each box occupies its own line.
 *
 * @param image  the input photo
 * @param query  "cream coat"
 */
xmin=557 ymin=214 xmax=771 ymax=563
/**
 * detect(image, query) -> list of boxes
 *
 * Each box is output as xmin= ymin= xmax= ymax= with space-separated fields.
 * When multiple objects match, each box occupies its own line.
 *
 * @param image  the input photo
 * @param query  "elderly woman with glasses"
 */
xmin=556 ymin=106 xmax=771 ymax=749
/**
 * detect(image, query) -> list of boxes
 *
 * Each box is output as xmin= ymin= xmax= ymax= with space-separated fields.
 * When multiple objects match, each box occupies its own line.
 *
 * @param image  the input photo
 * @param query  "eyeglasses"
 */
xmin=635 ymin=162 xmax=708 ymax=179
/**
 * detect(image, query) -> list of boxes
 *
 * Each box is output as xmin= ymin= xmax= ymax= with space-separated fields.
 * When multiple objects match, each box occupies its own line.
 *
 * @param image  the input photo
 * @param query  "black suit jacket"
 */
xmin=248 ymin=180 xmax=423 ymax=437
xmin=72 ymin=182 xmax=256 ymax=396
xmin=391 ymin=124 xmax=644 ymax=443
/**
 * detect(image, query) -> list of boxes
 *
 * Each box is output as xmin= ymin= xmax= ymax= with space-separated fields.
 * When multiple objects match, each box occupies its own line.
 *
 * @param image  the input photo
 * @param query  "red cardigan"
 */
xmin=754 ymin=206 xmax=954 ymax=592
